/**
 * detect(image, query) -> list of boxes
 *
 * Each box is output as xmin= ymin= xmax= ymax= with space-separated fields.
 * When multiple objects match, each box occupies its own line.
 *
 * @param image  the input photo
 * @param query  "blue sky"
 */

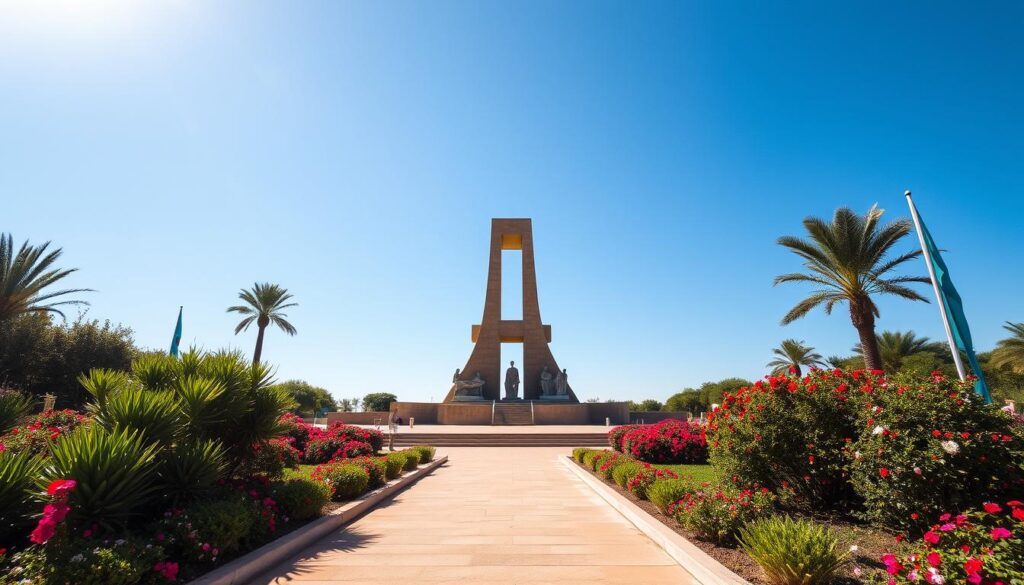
xmin=2 ymin=1 xmax=1022 ymax=404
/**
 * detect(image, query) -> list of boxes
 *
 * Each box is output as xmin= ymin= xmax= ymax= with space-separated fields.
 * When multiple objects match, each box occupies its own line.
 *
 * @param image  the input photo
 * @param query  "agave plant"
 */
xmin=93 ymin=388 xmax=180 ymax=447
xmin=0 ymin=233 xmax=92 ymax=322
xmin=41 ymin=425 xmax=160 ymax=527
xmin=0 ymin=387 xmax=34 ymax=433
xmin=156 ymin=438 xmax=227 ymax=505
xmin=739 ymin=516 xmax=849 ymax=585
xmin=0 ymin=449 xmax=44 ymax=542
xmin=78 ymin=369 xmax=131 ymax=410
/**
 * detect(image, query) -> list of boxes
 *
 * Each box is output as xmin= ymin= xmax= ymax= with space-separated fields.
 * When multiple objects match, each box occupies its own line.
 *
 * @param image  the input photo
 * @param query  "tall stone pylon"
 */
xmin=444 ymin=219 xmax=578 ymax=403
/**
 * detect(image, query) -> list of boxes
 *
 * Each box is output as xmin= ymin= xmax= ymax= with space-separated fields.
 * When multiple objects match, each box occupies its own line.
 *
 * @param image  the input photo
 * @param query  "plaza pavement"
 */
xmin=258 ymin=447 xmax=696 ymax=584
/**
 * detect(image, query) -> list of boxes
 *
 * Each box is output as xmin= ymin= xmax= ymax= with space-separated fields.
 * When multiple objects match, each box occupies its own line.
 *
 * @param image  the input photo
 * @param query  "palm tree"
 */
xmin=825 ymin=355 xmax=848 ymax=369
xmin=851 ymin=330 xmax=939 ymax=372
xmin=767 ymin=339 xmax=824 ymax=376
xmin=991 ymin=322 xmax=1024 ymax=374
xmin=774 ymin=205 xmax=929 ymax=371
xmin=0 ymin=233 xmax=91 ymax=322
xmin=227 ymin=283 xmax=297 ymax=366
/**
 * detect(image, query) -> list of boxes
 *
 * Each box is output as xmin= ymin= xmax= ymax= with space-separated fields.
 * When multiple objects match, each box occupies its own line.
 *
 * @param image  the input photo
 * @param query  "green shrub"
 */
xmin=40 ymin=425 xmax=159 ymax=526
xmin=156 ymin=438 xmax=227 ymax=505
xmin=273 ymin=478 xmax=331 ymax=520
xmin=847 ymin=371 xmax=1023 ymax=529
xmin=92 ymin=387 xmax=180 ymax=446
xmin=410 ymin=445 xmax=436 ymax=463
xmin=738 ymin=516 xmax=849 ymax=585
xmin=185 ymin=496 xmax=254 ymax=556
xmin=346 ymin=456 xmax=386 ymax=489
xmin=572 ymin=447 xmax=596 ymax=463
xmin=611 ymin=461 xmax=645 ymax=489
xmin=383 ymin=453 xmax=406 ymax=480
xmin=0 ymin=388 xmax=33 ymax=434
xmin=400 ymin=450 xmax=420 ymax=471
xmin=0 ymin=449 xmax=43 ymax=543
xmin=312 ymin=463 xmax=369 ymax=501
xmin=581 ymin=449 xmax=604 ymax=470
xmin=672 ymin=484 xmax=776 ymax=545
xmin=648 ymin=478 xmax=694 ymax=513
xmin=596 ymin=452 xmax=626 ymax=480
xmin=706 ymin=370 xmax=861 ymax=511
xmin=3 ymin=534 xmax=166 ymax=585
xmin=626 ymin=466 xmax=679 ymax=500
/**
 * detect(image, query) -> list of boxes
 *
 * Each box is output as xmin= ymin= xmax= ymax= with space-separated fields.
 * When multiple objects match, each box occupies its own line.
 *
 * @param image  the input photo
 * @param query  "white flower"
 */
xmin=872 ymin=426 xmax=885 ymax=435
xmin=854 ymin=451 xmax=862 ymax=459
xmin=928 ymin=568 xmax=945 ymax=584
xmin=853 ymin=566 xmax=863 ymax=577
xmin=941 ymin=440 xmax=959 ymax=454
xmin=908 ymin=569 xmax=920 ymax=581
xmin=849 ymin=544 xmax=859 ymax=553
xmin=70 ymin=554 xmax=84 ymax=563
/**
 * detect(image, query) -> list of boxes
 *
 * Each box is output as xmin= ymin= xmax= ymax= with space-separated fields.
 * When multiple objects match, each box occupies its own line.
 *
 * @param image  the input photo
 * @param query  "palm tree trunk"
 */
xmin=253 ymin=324 xmax=266 ymax=366
xmin=792 ymin=364 xmax=802 ymax=377
xmin=850 ymin=299 xmax=883 ymax=371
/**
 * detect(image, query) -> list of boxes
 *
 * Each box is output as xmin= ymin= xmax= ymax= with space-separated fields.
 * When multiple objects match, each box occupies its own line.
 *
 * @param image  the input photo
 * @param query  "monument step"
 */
xmin=492 ymin=402 xmax=534 ymax=425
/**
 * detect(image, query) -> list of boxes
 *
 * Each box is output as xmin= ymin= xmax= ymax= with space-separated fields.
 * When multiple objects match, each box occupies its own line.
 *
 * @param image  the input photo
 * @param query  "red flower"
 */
xmin=46 ymin=479 xmax=77 ymax=497
xmin=926 ymin=552 xmax=941 ymax=567
xmin=923 ymin=530 xmax=940 ymax=544
xmin=879 ymin=467 xmax=890 ymax=478
xmin=982 ymin=502 xmax=1002 ymax=514
xmin=964 ymin=557 xmax=983 ymax=576
xmin=1012 ymin=508 xmax=1024 ymax=521
xmin=29 ymin=516 xmax=57 ymax=544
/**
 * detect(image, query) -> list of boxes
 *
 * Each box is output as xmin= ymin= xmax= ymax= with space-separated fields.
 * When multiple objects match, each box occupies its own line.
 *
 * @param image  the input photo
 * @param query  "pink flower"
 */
xmin=923 ymin=530 xmax=941 ymax=545
xmin=939 ymin=523 xmax=956 ymax=532
xmin=42 ymin=502 xmax=70 ymax=523
xmin=990 ymin=527 xmax=1013 ymax=540
xmin=29 ymin=516 xmax=57 ymax=544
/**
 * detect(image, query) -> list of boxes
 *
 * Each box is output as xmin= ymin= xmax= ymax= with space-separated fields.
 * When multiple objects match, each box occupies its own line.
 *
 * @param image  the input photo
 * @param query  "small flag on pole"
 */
xmin=905 ymin=191 xmax=991 ymax=403
xmin=170 ymin=306 xmax=183 ymax=358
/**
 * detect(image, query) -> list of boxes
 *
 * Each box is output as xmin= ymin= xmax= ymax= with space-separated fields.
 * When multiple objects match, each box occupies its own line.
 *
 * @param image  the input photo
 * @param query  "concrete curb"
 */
xmin=560 ymin=456 xmax=750 ymax=585
xmin=188 ymin=455 xmax=448 ymax=585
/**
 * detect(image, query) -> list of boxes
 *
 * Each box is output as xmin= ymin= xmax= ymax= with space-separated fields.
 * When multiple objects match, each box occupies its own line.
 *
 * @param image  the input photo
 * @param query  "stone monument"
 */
xmin=504 ymin=361 xmax=520 ymax=400
xmin=443 ymin=218 xmax=579 ymax=403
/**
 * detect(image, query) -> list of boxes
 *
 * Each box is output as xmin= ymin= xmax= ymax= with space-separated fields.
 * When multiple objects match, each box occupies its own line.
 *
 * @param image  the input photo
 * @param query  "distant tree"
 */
xmin=825 ymin=355 xmax=848 ymax=369
xmin=630 ymin=399 xmax=663 ymax=412
xmin=992 ymin=322 xmax=1024 ymax=374
xmin=362 ymin=392 xmax=397 ymax=412
xmin=0 ymin=314 xmax=136 ymax=407
xmin=584 ymin=397 xmax=601 ymax=403
xmin=227 ymin=282 xmax=297 ymax=366
xmin=775 ymin=205 xmax=929 ymax=371
xmin=271 ymin=380 xmax=337 ymax=417
xmin=664 ymin=378 xmax=752 ymax=415
xmin=0 ymin=233 xmax=92 ymax=322
xmin=852 ymin=330 xmax=942 ymax=373
xmin=766 ymin=339 xmax=824 ymax=376
xmin=338 ymin=398 xmax=360 ymax=412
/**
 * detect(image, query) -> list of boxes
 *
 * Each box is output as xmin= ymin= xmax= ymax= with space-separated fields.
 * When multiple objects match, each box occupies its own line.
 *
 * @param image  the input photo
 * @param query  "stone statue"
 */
xmin=555 ymin=368 xmax=568 ymax=395
xmin=539 ymin=366 xmax=555 ymax=396
xmin=453 ymin=371 xmax=485 ymax=398
xmin=452 ymin=368 xmax=461 ymax=383
xmin=504 ymin=361 xmax=520 ymax=400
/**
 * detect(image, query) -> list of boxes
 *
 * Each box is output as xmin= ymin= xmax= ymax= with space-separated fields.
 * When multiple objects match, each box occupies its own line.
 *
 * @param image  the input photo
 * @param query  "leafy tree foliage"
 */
xmin=629 ymin=399 xmax=664 ymax=411
xmin=664 ymin=378 xmax=751 ymax=414
xmin=361 ymin=392 xmax=397 ymax=412
xmin=271 ymin=379 xmax=337 ymax=417
xmin=0 ymin=314 xmax=136 ymax=408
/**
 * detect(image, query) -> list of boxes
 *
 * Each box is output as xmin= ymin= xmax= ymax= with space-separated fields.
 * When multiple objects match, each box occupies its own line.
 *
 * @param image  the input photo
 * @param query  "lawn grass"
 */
xmin=284 ymin=464 xmax=317 ymax=481
xmin=651 ymin=463 xmax=718 ymax=484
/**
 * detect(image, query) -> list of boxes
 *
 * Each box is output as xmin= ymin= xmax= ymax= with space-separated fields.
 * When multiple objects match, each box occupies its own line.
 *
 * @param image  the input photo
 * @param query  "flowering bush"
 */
xmin=311 ymin=463 xmax=369 ymax=501
xmin=608 ymin=425 xmax=637 ymax=452
xmin=0 ymin=409 xmax=90 ymax=457
xmin=238 ymin=437 xmax=301 ymax=479
xmin=337 ymin=456 xmax=386 ymax=489
xmin=626 ymin=465 xmax=679 ymax=500
xmin=303 ymin=438 xmax=344 ymax=464
xmin=669 ymin=483 xmax=776 ymax=545
xmin=156 ymin=497 xmax=252 ymax=565
xmin=330 ymin=440 xmax=373 ymax=461
xmin=596 ymin=451 xmax=626 ymax=480
xmin=301 ymin=424 xmax=384 ymax=464
xmin=326 ymin=423 xmax=384 ymax=453
xmin=621 ymin=420 xmax=707 ymax=464
xmin=277 ymin=413 xmax=311 ymax=452
xmin=272 ymin=479 xmax=331 ymax=521
xmin=871 ymin=500 xmax=1024 ymax=584
xmin=708 ymin=369 xmax=870 ymax=511
xmin=1 ymin=533 xmax=168 ymax=585
xmin=648 ymin=478 xmax=694 ymax=513
xmin=848 ymin=371 xmax=1022 ymax=529
xmin=611 ymin=460 xmax=645 ymax=489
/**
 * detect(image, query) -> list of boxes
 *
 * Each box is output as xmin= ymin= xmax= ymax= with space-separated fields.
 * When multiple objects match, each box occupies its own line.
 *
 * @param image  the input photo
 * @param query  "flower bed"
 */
xmin=607 ymin=419 xmax=708 ymax=464
xmin=0 ymin=352 xmax=433 ymax=584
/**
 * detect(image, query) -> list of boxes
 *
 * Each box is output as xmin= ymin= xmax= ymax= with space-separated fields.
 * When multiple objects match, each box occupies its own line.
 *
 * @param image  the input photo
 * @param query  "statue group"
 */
xmin=539 ymin=365 xmax=569 ymax=397
xmin=453 ymin=362 xmax=570 ymax=400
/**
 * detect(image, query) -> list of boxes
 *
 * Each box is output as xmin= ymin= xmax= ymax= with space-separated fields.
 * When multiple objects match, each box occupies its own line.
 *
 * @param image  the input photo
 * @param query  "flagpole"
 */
xmin=905 ymin=190 xmax=968 ymax=381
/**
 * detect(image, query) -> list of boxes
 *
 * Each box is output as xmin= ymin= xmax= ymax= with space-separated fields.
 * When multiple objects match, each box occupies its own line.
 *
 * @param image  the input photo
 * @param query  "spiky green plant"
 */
xmin=992 ymin=322 xmax=1024 ymax=374
xmin=738 ymin=516 xmax=849 ymax=585
xmin=227 ymin=282 xmax=298 ymax=365
xmin=774 ymin=205 xmax=929 ymax=371
xmin=131 ymin=352 xmax=179 ymax=391
xmin=766 ymin=339 xmax=824 ymax=376
xmin=78 ymin=369 xmax=131 ymax=410
xmin=0 ymin=449 xmax=44 ymax=542
xmin=93 ymin=388 xmax=180 ymax=447
xmin=41 ymin=426 xmax=160 ymax=527
xmin=156 ymin=438 xmax=227 ymax=505
xmin=0 ymin=233 xmax=92 ymax=322
xmin=0 ymin=387 xmax=34 ymax=433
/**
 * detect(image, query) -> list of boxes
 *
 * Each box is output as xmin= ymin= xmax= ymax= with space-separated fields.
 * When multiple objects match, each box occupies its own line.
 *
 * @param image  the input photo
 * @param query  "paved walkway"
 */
xmin=259 ymin=447 xmax=695 ymax=584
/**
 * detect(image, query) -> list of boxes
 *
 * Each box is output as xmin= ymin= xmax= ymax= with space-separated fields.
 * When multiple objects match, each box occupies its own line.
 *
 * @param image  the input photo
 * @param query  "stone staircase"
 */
xmin=492 ymin=402 xmax=534 ymax=425
xmin=391 ymin=432 xmax=608 ymax=448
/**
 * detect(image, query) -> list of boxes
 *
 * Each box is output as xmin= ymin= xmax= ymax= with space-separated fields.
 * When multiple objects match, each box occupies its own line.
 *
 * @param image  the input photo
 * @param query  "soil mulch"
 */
xmin=571 ymin=459 xmax=895 ymax=584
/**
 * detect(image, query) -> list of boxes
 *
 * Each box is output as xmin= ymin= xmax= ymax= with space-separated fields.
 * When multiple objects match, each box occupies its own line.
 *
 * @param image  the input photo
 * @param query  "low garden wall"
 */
xmin=325 ymin=411 xmax=388 ymax=425
xmin=628 ymin=411 xmax=691 ymax=424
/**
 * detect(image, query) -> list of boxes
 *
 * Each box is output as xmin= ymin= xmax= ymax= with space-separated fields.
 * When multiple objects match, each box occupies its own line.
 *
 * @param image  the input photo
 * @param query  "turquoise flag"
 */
xmin=170 ymin=307 xmax=183 ymax=358
xmin=911 ymin=199 xmax=992 ymax=403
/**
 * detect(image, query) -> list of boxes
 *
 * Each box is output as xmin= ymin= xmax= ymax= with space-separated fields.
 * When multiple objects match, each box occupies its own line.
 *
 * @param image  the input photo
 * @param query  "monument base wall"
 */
xmin=374 ymin=401 xmax=630 ymax=425
xmin=628 ymin=411 xmax=693 ymax=424
xmin=326 ymin=411 xmax=388 ymax=425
